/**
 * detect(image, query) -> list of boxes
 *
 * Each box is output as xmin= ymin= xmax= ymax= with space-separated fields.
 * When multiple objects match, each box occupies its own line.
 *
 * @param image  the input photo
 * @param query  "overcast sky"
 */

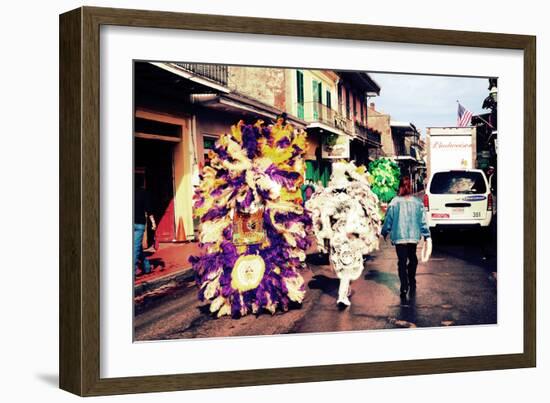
xmin=368 ymin=73 xmax=491 ymax=137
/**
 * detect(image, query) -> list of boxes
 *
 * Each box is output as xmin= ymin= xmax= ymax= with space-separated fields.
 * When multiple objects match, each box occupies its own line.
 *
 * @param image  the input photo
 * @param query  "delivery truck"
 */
xmin=425 ymin=126 xmax=477 ymax=179
xmin=424 ymin=126 xmax=493 ymax=231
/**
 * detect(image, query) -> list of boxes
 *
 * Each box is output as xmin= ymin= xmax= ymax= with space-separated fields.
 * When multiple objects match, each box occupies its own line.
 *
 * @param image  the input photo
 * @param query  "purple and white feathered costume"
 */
xmin=190 ymin=119 xmax=312 ymax=318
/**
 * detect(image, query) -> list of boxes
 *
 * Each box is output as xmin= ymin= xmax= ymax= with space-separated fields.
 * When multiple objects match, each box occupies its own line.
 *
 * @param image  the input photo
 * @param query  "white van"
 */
xmin=424 ymin=169 xmax=493 ymax=230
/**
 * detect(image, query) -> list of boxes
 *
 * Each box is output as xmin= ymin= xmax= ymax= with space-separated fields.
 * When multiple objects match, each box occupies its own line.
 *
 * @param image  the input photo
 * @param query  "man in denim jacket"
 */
xmin=381 ymin=176 xmax=431 ymax=297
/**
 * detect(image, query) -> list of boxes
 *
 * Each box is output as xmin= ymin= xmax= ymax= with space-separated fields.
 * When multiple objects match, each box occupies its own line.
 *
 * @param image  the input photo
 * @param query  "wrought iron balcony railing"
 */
xmin=354 ymin=122 xmax=381 ymax=145
xmin=368 ymin=130 xmax=381 ymax=145
xmin=296 ymin=102 xmax=352 ymax=133
xmin=173 ymin=63 xmax=228 ymax=86
xmin=353 ymin=122 xmax=369 ymax=142
xmin=354 ymin=122 xmax=382 ymax=145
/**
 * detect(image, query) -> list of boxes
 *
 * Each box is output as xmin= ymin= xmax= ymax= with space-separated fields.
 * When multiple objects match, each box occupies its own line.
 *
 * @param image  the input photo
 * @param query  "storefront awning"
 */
xmin=306 ymin=121 xmax=347 ymax=137
xmin=196 ymin=93 xmax=307 ymax=129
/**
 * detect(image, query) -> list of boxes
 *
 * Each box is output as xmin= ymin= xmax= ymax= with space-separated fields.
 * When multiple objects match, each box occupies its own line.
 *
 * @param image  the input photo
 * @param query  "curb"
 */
xmin=134 ymin=267 xmax=195 ymax=301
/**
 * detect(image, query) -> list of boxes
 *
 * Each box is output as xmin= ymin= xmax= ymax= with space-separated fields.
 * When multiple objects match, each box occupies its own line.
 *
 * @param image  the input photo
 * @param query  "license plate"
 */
xmin=452 ymin=208 xmax=464 ymax=214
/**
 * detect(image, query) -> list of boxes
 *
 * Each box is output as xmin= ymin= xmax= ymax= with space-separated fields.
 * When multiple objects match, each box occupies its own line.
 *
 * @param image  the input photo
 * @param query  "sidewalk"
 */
xmin=135 ymin=242 xmax=199 ymax=299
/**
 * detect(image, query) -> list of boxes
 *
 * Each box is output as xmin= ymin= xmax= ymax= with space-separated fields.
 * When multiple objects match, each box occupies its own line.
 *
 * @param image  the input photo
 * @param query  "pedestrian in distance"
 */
xmin=486 ymin=165 xmax=496 ymax=195
xmin=134 ymin=174 xmax=156 ymax=275
xmin=486 ymin=165 xmax=497 ymax=216
xmin=381 ymin=176 xmax=431 ymax=298
xmin=300 ymin=179 xmax=315 ymax=206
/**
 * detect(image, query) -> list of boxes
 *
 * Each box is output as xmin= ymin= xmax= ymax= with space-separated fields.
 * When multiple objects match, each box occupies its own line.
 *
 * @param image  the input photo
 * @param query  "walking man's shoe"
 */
xmin=337 ymin=296 xmax=351 ymax=307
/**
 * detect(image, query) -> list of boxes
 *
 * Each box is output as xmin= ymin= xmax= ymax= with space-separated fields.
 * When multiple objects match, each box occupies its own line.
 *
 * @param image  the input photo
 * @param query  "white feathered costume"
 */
xmin=306 ymin=161 xmax=382 ymax=306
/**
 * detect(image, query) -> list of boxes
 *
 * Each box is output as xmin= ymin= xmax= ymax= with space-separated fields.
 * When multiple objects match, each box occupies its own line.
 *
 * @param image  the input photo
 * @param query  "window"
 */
xmin=326 ymin=90 xmax=332 ymax=109
xmin=429 ymin=171 xmax=487 ymax=194
xmin=338 ymin=85 xmax=343 ymax=114
xmin=345 ymin=88 xmax=350 ymax=118
xmin=203 ymin=136 xmax=218 ymax=167
xmin=203 ymin=136 xmax=217 ymax=150
xmin=312 ymin=80 xmax=322 ymax=104
xmin=312 ymin=80 xmax=322 ymax=120
xmin=296 ymin=70 xmax=304 ymax=119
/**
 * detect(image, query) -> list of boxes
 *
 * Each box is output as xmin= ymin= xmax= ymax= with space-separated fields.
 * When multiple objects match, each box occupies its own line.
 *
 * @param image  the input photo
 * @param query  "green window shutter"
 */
xmin=296 ymin=70 xmax=304 ymax=119
xmin=312 ymin=80 xmax=320 ymax=120
xmin=321 ymin=161 xmax=331 ymax=187
xmin=312 ymin=79 xmax=319 ymax=101
xmin=326 ymin=90 xmax=332 ymax=109
xmin=305 ymin=160 xmax=315 ymax=181
xmin=296 ymin=71 xmax=304 ymax=103
xmin=312 ymin=80 xmax=323 ymax=103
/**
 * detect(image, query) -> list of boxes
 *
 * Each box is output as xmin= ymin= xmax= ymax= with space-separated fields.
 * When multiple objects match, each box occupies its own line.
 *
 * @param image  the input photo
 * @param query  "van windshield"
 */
xmin=430 ymin=171 xmax=487 ymax=194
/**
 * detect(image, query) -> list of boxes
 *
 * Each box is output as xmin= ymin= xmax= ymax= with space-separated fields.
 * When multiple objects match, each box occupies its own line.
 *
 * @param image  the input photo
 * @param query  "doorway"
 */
xmin=134 ymin=138 xmax=176 ymax=242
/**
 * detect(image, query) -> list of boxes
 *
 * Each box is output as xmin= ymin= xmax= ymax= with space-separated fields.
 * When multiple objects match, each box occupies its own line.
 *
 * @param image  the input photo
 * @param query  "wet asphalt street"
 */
xmin=134 ymin=229 xmax=497 ymax=341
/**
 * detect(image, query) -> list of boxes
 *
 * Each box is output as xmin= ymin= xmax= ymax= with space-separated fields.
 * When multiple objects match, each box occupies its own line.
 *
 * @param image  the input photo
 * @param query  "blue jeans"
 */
xmin=134 ymin=224 xmax=151 ymax=274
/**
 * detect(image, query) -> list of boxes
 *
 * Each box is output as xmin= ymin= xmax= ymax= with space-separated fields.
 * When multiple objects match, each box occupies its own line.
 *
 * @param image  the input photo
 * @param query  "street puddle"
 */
xmin=388 ymin=317 xmax=417 ymax=328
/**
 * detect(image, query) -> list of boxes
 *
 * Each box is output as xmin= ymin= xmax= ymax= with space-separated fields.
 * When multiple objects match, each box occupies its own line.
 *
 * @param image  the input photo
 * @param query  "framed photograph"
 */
xmin=59 ymin=6 xmax=536 ymax=396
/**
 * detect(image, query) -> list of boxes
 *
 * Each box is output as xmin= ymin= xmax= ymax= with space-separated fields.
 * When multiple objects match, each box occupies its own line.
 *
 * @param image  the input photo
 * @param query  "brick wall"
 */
xmin=228 ymin=66 xmax=287 ymax=111
xmin=368 ymin=103 xmax=394 ymax=156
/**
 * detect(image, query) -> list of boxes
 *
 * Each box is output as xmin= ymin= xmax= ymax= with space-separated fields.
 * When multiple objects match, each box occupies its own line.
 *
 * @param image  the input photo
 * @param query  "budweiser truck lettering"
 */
xmin=426 ymin=127 xmax=477 ymax=178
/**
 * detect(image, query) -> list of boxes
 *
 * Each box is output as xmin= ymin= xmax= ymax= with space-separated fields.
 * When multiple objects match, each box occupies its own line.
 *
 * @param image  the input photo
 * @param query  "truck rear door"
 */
xmin=428 ymin=170 xmax=489 ymax=221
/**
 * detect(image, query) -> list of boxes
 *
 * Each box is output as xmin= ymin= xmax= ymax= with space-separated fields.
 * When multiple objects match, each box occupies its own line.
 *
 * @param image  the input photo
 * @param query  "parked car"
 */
xmin=424 ymin=169 xmax=493 ymax=231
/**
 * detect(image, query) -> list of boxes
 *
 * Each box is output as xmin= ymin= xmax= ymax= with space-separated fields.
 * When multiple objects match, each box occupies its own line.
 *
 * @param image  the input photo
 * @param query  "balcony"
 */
xmin=353 ymin=122 xmax=368 ymax=142
xmin=173 ymin=63 xmax=228 ymax=86
xmin=353 ymin=122 xmax=381 ymax=146
xmin=296 ymin=102 xmax=351 ymax=133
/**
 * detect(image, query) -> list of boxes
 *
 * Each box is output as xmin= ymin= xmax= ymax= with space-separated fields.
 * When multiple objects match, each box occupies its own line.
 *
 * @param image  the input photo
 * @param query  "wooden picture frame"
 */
xmin=59 ymin=6 xmax=536 ymax=396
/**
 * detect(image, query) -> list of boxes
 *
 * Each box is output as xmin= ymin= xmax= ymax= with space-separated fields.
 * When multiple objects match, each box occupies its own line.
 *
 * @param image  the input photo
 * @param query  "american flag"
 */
xmin=457 ymin=102 xmax=473 ymax=127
